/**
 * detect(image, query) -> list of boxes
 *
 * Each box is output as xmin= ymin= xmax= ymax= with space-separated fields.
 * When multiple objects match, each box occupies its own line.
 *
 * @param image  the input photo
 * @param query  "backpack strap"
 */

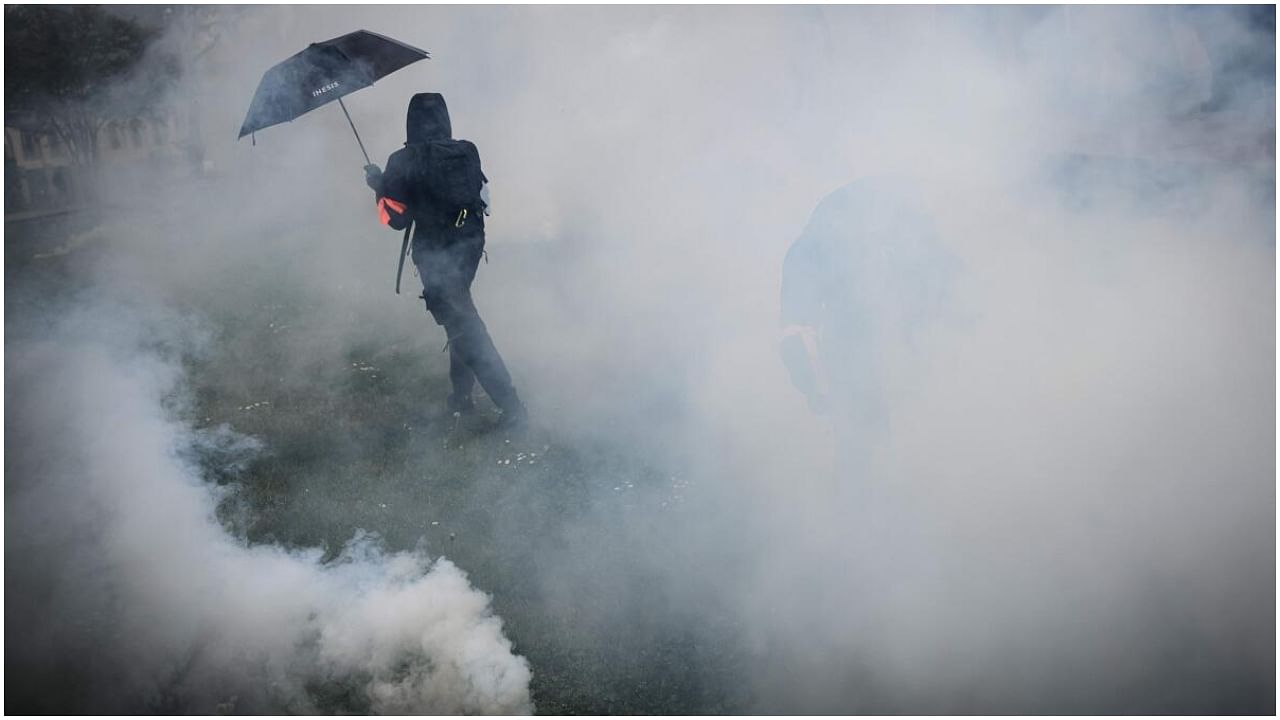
xmin=394 ymin=220 xmax=414 ymax=294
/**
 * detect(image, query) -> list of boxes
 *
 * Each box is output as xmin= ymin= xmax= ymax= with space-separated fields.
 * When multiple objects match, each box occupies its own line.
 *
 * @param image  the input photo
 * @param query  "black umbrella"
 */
xmin=238 ymin=29 xmax=428 ymax=164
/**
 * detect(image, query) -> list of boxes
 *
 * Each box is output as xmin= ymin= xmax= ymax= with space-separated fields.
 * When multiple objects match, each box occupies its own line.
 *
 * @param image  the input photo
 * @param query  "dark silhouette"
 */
xmin=780 ymin=176 xmax=952 ymax=445
xmin=366 ymin=93 xmax=525 ymax=426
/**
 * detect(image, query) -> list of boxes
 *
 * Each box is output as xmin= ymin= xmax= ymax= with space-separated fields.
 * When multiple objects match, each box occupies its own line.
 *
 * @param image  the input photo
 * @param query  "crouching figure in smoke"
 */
xmin=780 ymin=177 xmax=952 ymax=449
xmin=364 ymin=93 xmax=527 ymax=428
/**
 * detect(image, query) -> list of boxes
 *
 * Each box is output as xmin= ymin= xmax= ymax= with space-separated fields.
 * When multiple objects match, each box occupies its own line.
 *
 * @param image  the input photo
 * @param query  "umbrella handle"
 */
xmin=337 ymin=96 xmax=372 ymax=166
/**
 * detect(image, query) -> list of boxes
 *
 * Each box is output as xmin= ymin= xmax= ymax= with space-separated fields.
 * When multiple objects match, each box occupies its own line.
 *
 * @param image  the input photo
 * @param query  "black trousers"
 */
xmin=411 ymin=232 xmax=520 ymax=412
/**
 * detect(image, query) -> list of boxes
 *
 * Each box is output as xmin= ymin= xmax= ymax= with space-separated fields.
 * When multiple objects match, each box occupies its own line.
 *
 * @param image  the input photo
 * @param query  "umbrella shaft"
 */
xmin=338 ymin=97 xmax=371 ymax=165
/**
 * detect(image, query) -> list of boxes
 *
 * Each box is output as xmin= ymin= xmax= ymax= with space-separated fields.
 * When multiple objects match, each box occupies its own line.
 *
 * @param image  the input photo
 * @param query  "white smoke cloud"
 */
xmin=5 ymin=301 xmax=532 ymax=714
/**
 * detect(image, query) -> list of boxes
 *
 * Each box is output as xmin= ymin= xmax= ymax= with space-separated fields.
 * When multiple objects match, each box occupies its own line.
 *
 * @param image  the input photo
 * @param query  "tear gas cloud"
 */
xmin=5 ymin=5 xmax=1274 ymax=714
xmin=6 ymin=303 xmax=532 ymax=713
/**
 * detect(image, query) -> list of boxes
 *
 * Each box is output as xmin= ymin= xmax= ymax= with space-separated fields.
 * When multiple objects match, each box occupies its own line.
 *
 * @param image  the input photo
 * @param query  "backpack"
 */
xmin=412 ymin=139 xmax=486 ymax=227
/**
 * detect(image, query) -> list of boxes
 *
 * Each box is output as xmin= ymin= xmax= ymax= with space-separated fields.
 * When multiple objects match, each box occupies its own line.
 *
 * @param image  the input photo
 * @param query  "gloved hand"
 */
xmin=363 ymin=164 xmax=383 ymax=191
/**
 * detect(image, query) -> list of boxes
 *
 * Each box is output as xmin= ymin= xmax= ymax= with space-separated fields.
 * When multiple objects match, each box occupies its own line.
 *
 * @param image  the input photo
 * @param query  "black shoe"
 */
xmin=494 ymin=402 xmax=528 ymax=431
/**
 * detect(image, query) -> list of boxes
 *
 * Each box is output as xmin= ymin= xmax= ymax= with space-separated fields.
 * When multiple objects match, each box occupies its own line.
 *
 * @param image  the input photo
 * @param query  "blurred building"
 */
xmin=4 ymin=111 xmax=192 ymax=220
xmin=3 ymin=4 xmax=255 ymax=221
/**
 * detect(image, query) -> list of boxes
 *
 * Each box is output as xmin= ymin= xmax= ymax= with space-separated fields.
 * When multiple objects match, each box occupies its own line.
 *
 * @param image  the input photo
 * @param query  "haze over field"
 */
xmin=5 ymin=5 xmax=1275 ymax=714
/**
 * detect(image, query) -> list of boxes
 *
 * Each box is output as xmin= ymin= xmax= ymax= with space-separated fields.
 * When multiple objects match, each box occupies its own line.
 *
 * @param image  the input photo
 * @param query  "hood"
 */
xmin=405 ymin=92 xmax=451 ymax=143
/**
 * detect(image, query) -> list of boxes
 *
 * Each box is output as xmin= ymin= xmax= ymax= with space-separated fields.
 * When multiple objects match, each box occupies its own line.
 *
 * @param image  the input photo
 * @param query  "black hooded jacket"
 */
xmin=376 ymin=93 xmax=486 ymax=237
xmin=405 ymin=92 xmax=451 ymax=144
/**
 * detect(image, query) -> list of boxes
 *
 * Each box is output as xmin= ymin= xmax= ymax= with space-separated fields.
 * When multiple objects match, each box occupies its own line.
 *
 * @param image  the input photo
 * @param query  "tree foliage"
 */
xmin=5 ymin=5 xmax=176 ymax=166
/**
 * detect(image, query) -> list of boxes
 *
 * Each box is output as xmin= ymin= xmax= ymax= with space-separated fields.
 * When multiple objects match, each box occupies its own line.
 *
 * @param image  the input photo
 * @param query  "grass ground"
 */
xmin=6 ymin=213 xmax=749 ymax=714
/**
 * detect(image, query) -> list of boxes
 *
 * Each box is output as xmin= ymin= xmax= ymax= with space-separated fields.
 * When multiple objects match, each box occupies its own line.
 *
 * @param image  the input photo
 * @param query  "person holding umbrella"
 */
xmin=240 ymin=32 xmax=526 ymax=428
xmin=365 ymin=93 xmax=527 ymax=428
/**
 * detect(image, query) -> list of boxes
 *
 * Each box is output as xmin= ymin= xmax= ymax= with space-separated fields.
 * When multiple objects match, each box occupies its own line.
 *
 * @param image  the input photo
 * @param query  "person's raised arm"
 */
xmin=368 ymin=155 xmax=410 ymax=230
xmin=780 ymin=234 xmax=830 ymax=411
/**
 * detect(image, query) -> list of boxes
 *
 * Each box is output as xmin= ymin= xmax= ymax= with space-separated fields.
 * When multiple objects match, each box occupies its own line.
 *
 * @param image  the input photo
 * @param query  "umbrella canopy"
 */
xmin=238 ymin=29 xmax=428 ymax=143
